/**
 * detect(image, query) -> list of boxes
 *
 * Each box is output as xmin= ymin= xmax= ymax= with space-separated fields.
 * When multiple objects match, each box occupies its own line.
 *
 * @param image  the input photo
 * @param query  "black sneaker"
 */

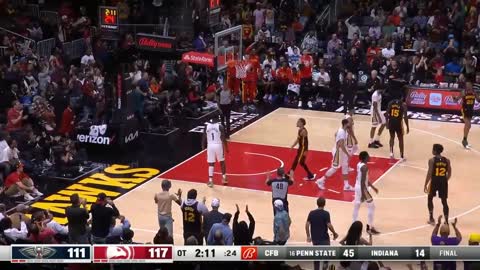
xmin=366 ymin=225 xmax=380 ymax=235
xmin=368 ymin=143 xmax=379 ymax=148
xmin=374 ymin=140 xmax=383 ymax=147
xmin=462 ymin=139 xmax=469 ymax=148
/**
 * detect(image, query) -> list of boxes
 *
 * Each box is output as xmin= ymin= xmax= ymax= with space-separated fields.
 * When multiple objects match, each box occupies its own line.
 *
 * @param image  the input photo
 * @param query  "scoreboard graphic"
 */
xmin=1 ymin=245 xmax=479 ymax=263
xmin=11 ymin=245 xmax=91 ymax=263
xmin=99 ymin=6 xmax=119 ymax=30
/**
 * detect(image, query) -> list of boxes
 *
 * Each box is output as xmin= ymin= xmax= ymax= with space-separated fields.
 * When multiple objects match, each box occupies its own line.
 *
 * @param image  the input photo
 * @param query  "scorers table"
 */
xmin=1 ymin=245 xmax=479 ymax=263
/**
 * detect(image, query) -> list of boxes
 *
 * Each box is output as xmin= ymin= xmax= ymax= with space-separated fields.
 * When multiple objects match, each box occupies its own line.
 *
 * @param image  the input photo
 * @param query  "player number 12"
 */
xmin=67 ymin=247 xmax=86 ymax=258
xmin=148 ymin=247 xmax=169 ymax=258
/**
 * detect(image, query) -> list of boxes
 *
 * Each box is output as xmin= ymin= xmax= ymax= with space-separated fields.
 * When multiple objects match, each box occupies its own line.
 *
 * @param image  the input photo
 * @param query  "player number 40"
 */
xmin=148 ymin=247 xmax=169 ymax=258
xmin=67 ymin=247 xmax=86 ymax=258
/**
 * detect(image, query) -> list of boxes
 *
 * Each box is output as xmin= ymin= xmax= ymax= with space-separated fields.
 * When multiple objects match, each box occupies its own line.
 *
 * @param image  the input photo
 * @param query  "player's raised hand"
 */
xmin=452 ymin=217 xmax=458 ymax=227
xmin=245 ymin=205 xmax=249 ymax=213
xmin=437 ymin=215 xmax=443 ymax=224
xmin=235 ymin=204 xmax=240 ymax=213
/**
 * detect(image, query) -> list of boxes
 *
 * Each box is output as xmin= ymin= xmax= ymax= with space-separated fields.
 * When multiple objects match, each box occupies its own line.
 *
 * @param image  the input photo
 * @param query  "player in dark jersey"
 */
xmin=181 ymin=189 xmax=208 ymax=244
xmin=289 ymin=118 xmax=316 ymax=180
xmin=386 ymin=98 xmax=409 ymax=160
xmin=454 ymin=81 xmax=480 ymax=148
xmin=424 ymin=144 xmax=452 ymax=225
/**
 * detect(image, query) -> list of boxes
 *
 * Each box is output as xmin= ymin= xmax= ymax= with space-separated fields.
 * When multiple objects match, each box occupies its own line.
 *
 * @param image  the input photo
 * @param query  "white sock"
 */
xmin=374 ymin=135 xmax=380 ymax=141
xmin=367 ymin=201 xmax=375 ymax=226
xmin=344 ymin=180 xmax=350 ymax=187
xmin=325 ymin=167 xmax=337 ymax=178
xmin=222 ymin=174 xmax=226 ymax=179
xmin=353 ymin=201 xmax=361 ymax=222
xmin=369 ymin=138 xmax=374 ymax=143
xmin=208 ymin=166 xmax=214 ymax=180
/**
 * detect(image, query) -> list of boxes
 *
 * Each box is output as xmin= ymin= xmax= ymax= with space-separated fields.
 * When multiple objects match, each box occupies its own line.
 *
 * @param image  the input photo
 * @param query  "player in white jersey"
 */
xmin=353 ymin=151 xmax=380 ymax=234
xmin=344 ymin=111 xmax=358 ymax=171
xmin=316 ymin=119 xmax=354 ymax=191
xmin=369 ymin=88 xmax=386 ymax=148
xmin=202 ymin=118 xmax=228 ymax=187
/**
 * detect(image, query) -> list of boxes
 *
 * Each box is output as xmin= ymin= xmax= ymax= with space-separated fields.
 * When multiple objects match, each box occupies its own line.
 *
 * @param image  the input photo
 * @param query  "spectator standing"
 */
xmin=273 ymin=200 xmax=291 ymax=245
xmin=345 ymin=16 xmax=361 ymax=40
xmin=207 ymin=213 xmax=233 ymax=245
xmin=203 ymin=198 xmax=223 ymax=243
xmin=341 ymin=72 xmax=357 ymax=114
xmin=233 ymin=204 xmax=255 ymax=245
xmin=306 ymin=197 xmax=339 ymax=270
xmin=154 ymin=179 xmax=182 ymax=237
xmin=431 ymin=216 xmax=462 ymax=270
xmin=181 ymin=189 xmax=208 ymax=245
xmin=6 ymin=101 xmax=27 ymax=132
xmin=266 ymin=167 xmax=293 ymax=214
xmin=253 ymin=3 xmax=265 ymax=32
xmin=58 ymin=103 xmax=75 ymax=137
xmin=90 ymin=193 xmax=120 ymax=244
xmin=65 ymin=194 xmax=89 ymax=244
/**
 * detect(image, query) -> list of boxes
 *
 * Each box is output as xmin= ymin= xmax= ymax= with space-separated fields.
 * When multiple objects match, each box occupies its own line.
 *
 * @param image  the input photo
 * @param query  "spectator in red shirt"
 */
xmin=6 ymin=101 xmax=27 ymax=132
xmin=58 ymin=104 xmax=75 ymax=137
xmin=29 ymin=211 xmax=58 ymax=244
xmin=434 ymin=68 xmax=444 ymax=84
xmin=275 ymin=62 xmax=293 ymax=96
xmin=4 ymin=162 xmax=42 ymax=201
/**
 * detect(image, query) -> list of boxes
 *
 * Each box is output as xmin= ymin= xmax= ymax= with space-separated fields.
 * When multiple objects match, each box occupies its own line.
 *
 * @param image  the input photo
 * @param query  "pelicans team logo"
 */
xmin=106 ymin=246 xmax=135 ymax=259
xmin=19 ymin=246 xmax=57 ymax=259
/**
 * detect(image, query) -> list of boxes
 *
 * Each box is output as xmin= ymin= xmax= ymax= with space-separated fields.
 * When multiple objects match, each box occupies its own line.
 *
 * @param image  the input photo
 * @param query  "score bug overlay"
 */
xmin=11 ymin=245 xmax=91 ymax=263
xmin=93 ymin=245 xmax=173 ymax=263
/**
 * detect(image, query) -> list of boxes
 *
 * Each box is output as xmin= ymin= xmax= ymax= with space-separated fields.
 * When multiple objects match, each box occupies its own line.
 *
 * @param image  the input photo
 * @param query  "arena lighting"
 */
xmin=5 ymin=245 xmax=479 ymax=262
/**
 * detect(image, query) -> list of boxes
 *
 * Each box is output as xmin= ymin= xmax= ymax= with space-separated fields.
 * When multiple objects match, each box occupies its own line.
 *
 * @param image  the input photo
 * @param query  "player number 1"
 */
xmin=415 ymin=249 xmax=425 ymax=258
xmin=148 ymin=248 xmax=168 ymax=258
xmin=67 ymin=247 xmax=86 ymax=258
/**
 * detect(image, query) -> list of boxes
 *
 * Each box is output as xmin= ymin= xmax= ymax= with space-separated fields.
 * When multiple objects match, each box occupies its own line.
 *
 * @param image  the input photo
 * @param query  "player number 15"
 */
xmin=148 ymin=247 xmax=169 ymax=258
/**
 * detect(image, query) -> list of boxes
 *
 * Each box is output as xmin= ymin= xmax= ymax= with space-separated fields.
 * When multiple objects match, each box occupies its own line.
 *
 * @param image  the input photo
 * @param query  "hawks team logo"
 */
xmin=241 ymin=246 xmax=258 ymax=260
xmin=106 ymin=246 xmax=135 ymax=259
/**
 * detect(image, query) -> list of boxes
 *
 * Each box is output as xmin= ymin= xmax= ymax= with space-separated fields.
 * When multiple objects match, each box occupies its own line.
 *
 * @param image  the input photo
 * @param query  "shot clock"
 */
xmin=93 ymin=245 xmax=173 ymax=263
xmin=11 ymin=245 xmax=91 ymax=263
xmin=174 ymin=246 xmax=241 ymax=261
xmin=99 ymin=6 xmax=119 ymax=30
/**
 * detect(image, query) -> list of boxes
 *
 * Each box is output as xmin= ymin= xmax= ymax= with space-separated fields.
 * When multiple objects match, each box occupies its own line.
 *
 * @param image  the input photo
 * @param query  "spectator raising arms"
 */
xmin=233 ymin=204 xmax=255 ymax=245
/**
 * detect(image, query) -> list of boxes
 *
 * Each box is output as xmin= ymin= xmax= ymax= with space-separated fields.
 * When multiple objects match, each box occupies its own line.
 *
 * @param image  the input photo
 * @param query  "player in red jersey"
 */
xmin=226 ymin=60 xmax=240 ymax=96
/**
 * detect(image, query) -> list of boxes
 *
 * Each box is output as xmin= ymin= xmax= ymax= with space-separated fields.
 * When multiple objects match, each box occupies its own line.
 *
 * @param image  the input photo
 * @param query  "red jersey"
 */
xmin=276 ymin=67 xmax=292 ymax=83
xmin=289 ymin=72 xmax=301 ymax=84
xmin=248 ymin=55 xmax=261 ymax=73
xmin=245 ymin=69 xmax=258 ymax=82
xmin=226 ymin=60 xmax=236 ymax=78
xmin=6 ymin=108 xmax=22 ymax=131
xmin=58 ymin=107 xmax=74 ymax=135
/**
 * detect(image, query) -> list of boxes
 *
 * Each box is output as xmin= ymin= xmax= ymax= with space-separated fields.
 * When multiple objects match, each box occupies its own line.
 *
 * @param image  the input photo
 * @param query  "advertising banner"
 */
xmin=406 ymin=86 xmax=480 ymax=111
xmin=136 ymin=33 xmax=176 ymax=52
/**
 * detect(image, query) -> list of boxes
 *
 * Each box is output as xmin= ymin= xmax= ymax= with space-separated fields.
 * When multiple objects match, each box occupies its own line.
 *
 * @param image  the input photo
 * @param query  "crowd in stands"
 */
xmin=1 ymin=0 xmax=480 ymax=269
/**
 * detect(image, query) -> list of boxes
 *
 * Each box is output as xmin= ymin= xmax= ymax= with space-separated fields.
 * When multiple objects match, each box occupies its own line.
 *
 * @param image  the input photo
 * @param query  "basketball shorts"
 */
xmin=227 ymin=76 xmax=241 ymax=95
xmin=462 ymin=108 xmax=473 ymax=119
xmin=207 ymin=144 xmax=224 ymax=163
xmin=332 ymin=148 xmax=349 ymax=174
xmin=371 ymin=111 xmax=386 ymax=127
xmin=354 ymin=185 xmax=373 ymax=203
xmin=347 ymin=144 xmax=359 ymax=156
xmin=388 ymin=122 xmax=403 ymax=136
xmin=428 ymin=180 xmax=448 ymax=199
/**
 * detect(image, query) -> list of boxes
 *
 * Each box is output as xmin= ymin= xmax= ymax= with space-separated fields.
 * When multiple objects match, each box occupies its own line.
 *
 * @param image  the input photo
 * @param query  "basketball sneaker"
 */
xmin=298 ymin=101 xmax=303 ymax=108
xmin=368 ymin=142 xmax=379 ymax=149
xmin=374 ymin=140 xmax=383 ymax=147
xmin=316 ymin=178 xmax=325 ymax=190
xmin=307 ymin=101 xmax=313 ymax=108
xmin=222 ymin=176 xmax=228 ymax=185
xmin=366 ymin=225 xmax=380 ymax=235
xmin=207 ymin=181 xmax=214 ymax=188
xmin=428 ymin=216 xmax=435 ymax=225
xmin=303 ymin=174 xmax=316 ymax=181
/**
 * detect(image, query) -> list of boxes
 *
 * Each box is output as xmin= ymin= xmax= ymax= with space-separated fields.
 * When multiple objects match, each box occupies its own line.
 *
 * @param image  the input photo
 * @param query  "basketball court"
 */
xmin=114 ymin=108 xmax=480 ymax=262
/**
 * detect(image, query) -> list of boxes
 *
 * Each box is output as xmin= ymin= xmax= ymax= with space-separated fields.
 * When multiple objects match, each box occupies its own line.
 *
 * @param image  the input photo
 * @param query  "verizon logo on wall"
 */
xmin=136 ymin=33 xmax=176 ymax=52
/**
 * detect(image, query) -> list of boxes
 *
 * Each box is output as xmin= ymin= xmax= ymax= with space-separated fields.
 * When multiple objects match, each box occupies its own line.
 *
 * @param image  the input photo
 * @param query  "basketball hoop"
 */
xmin=235 ymin=60 xmax=249 ymax=79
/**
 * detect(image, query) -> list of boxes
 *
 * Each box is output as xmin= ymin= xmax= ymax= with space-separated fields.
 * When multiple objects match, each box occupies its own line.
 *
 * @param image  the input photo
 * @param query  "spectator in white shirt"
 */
xmin=368 ymin=21 xmax=382 ymax=40
xmin=255 ymin=25 xmax=271 ymax=42
xmin=262 ymin=54 xmax=277 ymax=71
xmin=394 ymin=0 xmax=408 ymax=18
xmin=80 ymin=49 xmax=95 ymax=66
xmin=381 ymin=42 xmax=396 ymax=59
xmin=345 ymin=16 xmax=362 ymax=40
xmin=253 ymin=3 xmax=265 ymax=31
xmin=1 ymin=217 xmax=28 ymax=241
xmin=313 ymin=66 xmax=331 ymax=104
xmin=43 ymin=211 xmax=68 ymax=235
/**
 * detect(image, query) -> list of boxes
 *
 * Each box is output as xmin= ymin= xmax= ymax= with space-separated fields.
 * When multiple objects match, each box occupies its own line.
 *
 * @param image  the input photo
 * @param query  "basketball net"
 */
xmin=235 ymin=60 xmax=250 ymax=79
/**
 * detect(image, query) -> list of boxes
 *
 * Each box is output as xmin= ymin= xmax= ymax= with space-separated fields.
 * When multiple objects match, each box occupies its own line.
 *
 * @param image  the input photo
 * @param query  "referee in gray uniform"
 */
xmin=218 ymin=84 xmax=233 ymax=139
xmin=266 ymin=167 xmax=294 ymax=214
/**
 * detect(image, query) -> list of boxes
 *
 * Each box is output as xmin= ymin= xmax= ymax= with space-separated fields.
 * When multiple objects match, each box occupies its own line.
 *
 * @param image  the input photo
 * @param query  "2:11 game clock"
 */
xmin=99 ymin=6 xmax=119 ymax=30
xmin=174 ymin=246 xmax=241 ymax=261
